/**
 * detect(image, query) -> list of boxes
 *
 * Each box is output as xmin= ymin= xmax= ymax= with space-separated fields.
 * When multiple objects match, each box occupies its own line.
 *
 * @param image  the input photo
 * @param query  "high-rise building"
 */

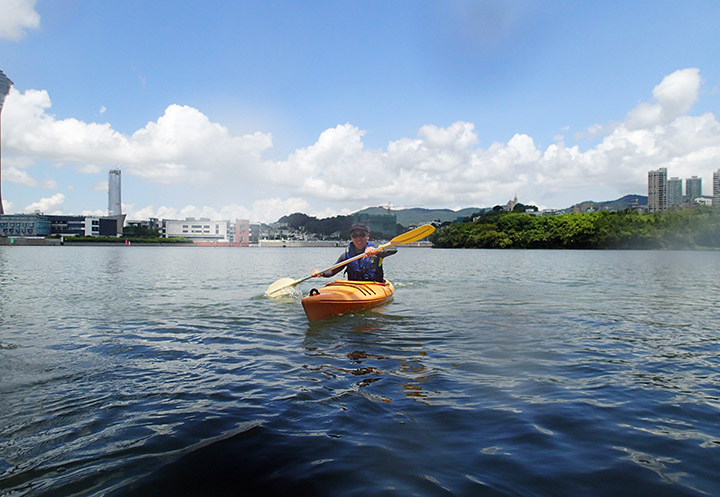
xmin=648 ymin=168 xmax=668 ymax=212
xmin=713 ymin=170 xmax=720 ymax=206
xmin=668 ymin=177 xmax=683 ymax=207
xmin=686 ymin=176 xmax=702 ymax=203
xmin=108 ymin=168 xmax=122 ymax=216
xmin=0 ymin=70 xmax=13 ymax=215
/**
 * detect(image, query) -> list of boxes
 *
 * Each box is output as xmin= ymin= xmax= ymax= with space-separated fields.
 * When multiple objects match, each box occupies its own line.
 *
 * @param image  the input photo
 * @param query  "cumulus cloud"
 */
xmin=4 ymin=95 xmax=273 ymax=185
xmin=3 ymin=67 xmax=719 ymax=222
xmin=125 ymin=197 xmax=321 ymax=225
xmin=0 ymin=0 xmax=40 ymax=40
xmin=24 ymin=193 xmax=64 ymax=213
xmin=626 ymin=68 xmax=701 ymax=129
xmin=3 ymin=166 xmax=57 ymax=188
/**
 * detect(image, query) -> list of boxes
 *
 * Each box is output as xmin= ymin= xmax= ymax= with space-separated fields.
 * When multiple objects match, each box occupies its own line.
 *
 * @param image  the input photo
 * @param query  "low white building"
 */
xmin=162 ymin=218 xmax=230 ymax=242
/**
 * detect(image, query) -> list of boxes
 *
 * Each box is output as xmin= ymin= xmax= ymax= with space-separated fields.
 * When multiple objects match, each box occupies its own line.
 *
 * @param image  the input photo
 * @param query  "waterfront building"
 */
xmin=233 ymin=219 xmax=250 ymax=247
xmin=48 ymin=215 xmax=123 ymax=237
xmin=686 ymin=176 xmax=702 ymax=204
xmin=713 ymin=170 xmax=720 ymax=206
xmin=0 ymin=214 xmax=51 ymax=236
xmin=668 ymin=177 xmax=683 ymax=207
xmin=0 ymin=213 xmax=123 ymax=238
xmin=162 ymin=218 xmax=230 ymax=243
xmin=249 ymin=223 xmax=261 ymax=244
xmin=126 ymin=218 xmax=160 ymax=232
xmin=648 ymin=168 xmax=668 ymax=212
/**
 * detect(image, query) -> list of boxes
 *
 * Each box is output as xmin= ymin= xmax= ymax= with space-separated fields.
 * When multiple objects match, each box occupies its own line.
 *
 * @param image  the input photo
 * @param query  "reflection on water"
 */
xmin=1 ymin=247 xmax=719 ymax=496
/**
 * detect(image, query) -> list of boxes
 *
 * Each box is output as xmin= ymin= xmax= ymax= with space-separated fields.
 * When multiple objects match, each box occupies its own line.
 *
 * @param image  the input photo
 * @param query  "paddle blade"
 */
xmin=388 ymin=224 xmax=435 ymax=246
xmin=265 ymin=277 xmax=299 ymax=297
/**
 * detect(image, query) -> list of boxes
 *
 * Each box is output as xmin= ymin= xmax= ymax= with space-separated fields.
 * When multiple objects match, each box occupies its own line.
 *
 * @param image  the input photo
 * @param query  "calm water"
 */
xmin=1 ymin=246 xmax=719 ymax=496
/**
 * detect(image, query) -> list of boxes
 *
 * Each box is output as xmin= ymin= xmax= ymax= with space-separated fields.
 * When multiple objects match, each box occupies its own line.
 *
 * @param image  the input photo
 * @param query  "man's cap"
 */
xmin=350 ymin=222 xmax=369 ymax=233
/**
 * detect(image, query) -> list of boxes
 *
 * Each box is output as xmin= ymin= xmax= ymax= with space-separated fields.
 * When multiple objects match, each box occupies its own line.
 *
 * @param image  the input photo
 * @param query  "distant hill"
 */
xmin=275 ymin=196 xmax=648 ymax=232
xmin=568 ymin=194 xmax=647 ymax=212
xmin=355 ymin=206 xmax=485 ymax=226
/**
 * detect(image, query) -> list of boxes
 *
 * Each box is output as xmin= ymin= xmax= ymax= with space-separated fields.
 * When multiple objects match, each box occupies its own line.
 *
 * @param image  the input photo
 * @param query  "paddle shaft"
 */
xmin=265 ymin=224 xmax=435 ymax=296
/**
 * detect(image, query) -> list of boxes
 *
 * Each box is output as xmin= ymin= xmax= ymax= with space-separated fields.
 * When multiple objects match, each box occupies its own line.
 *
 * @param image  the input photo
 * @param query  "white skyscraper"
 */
xmin=108 ymin=168 xmax=122 ymax=216
xmin=648 ymin=168 xmax=668 ymax=212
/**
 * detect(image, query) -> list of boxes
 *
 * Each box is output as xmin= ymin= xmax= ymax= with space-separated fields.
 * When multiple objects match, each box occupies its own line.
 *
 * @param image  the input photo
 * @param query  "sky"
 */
xmin=1 ymin=0 xmax=720 ymax=223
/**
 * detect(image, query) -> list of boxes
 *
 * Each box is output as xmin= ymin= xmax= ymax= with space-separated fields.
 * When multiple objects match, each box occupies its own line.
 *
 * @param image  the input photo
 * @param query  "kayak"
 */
xmin=301 ymin=279 xmax=395 ymax=321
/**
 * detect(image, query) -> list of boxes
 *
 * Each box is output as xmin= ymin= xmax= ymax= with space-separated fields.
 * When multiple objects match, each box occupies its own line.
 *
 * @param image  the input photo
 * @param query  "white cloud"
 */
xmin=4 ymin=96 xmax=273 ymax=184
xmin=24 ymin=193 xmax=65 ymax=213
xmin=3 ymin=67 xmax=720 ymax=220
xmin=626 ymin=68 xmax=701 ymax=129
xmin=0 ymin=0 xmax=40 ymax=40
xmin=4 ymin=166 xmax=57 ymax=188
xmin=76 ymin=164 xmax=104 ymax=174
xmin=125 ymin=197 xmax=321 ymax=224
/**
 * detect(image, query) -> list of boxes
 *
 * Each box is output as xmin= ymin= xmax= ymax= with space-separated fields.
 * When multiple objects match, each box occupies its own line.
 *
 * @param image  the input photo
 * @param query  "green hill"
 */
xmin=355 ymin=206 xmax=485 ymax=226
xmin=568 ymin=194 xmax=647 ymax=212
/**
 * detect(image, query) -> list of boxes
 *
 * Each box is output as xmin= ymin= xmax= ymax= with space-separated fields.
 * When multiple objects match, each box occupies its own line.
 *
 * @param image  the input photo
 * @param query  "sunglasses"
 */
xmin=350 ymin=232 xmax=367 ymax=238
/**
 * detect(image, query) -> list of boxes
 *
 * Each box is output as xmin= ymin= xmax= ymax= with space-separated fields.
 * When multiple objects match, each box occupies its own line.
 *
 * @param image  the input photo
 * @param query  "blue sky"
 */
xmin=1 ymin=0 xmax=720 ymax=223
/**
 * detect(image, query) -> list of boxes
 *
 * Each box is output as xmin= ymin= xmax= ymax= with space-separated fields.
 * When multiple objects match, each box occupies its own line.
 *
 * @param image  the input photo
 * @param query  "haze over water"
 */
xmin=1 ymin=246 xmax=718 ymax=496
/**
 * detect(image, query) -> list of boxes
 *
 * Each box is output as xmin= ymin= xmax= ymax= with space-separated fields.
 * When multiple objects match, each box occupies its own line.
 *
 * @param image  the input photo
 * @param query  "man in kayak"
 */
xmin=311 ymin=222 xmax=397 ymax=282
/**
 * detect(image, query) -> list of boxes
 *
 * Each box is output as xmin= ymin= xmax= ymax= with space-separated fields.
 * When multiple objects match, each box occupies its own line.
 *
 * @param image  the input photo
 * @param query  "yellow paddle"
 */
xmin=264 ymin=224 xmax=436 ymax=297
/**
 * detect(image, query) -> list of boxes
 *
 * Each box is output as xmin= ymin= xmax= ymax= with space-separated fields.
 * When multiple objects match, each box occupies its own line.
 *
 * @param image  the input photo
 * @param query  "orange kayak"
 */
xmin=301 ymin=280 xmax=395 ymax=321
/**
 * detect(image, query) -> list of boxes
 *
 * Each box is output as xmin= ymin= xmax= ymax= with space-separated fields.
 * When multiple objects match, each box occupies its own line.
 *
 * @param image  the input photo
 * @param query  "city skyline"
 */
xmin=647 ymin=167 xmax=720 ymax=212
xmin=1 ymin=2 xmax=720 ymax=223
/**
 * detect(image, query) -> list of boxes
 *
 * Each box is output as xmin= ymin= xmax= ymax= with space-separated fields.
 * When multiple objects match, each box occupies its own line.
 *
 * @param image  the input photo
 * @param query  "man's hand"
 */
xmin=364 ymin=246 xmax=379 ymax=257
xmin=311 ymin=269 xmax=322 ymax=277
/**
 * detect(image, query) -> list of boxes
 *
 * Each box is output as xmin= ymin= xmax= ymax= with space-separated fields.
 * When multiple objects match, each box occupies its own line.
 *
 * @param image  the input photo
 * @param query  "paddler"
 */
xmin=311 ymin=222 xmax=396 ymax=282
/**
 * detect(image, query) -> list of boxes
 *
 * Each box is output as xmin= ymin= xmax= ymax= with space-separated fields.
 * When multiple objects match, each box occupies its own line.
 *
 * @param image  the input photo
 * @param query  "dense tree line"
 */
xmin=278 ymin=213 xmax=354 ymax=236
xmin=278 ymin=213 xmax=407 ymax=238
xmin=122 ymin=225 xmax=161 ymax=238
xmin=430 ymin=207 xmax=720 ymax=249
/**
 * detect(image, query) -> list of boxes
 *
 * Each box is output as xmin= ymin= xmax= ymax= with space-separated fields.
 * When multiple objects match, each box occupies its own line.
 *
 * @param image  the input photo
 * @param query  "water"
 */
xmin=1 ymin=246 xmax=719 ymax=496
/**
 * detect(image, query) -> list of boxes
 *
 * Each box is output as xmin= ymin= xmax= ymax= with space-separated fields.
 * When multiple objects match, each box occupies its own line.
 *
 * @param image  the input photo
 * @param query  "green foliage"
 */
xmin=60 ymin=236 xmax=190 ymax=244
xmin=278 ymin=212 xmax=353 ymax=236
xmin=430 ymin=207 xmax=720 ymax=250
xmin=122 ymin=225 xmax=161 ymax=238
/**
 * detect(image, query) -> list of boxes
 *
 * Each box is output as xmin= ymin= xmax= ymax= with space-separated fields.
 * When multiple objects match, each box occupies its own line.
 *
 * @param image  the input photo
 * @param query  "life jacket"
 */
xmin=344 ymin=242 xmax=385 ymax=282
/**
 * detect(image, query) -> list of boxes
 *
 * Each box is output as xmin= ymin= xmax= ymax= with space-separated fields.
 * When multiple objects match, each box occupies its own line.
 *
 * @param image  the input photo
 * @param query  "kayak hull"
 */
xmin=301 ymin=280 xmax=395 ymax=321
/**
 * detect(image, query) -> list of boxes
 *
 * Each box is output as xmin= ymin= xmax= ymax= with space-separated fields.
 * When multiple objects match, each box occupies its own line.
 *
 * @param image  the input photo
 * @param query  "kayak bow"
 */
xmin=301 ymin=279 xmax=395 ymax=321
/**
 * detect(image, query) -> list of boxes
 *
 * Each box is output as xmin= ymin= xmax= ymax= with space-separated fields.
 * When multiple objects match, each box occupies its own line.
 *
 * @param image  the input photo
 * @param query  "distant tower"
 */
xmin=685 ymin=176 xmax=702 ymax=204
xmin=108 ymin=168 xmax=122 ymax=216
xmin=0 ymin=70 xmax=13 ymax=215
xmin=648 ymin=168 xmax=667 ymax=212
xmin=713 ymin=169 xmax=720 ymax=206
xmin=668 ymin=177 xmax=683 ymax=207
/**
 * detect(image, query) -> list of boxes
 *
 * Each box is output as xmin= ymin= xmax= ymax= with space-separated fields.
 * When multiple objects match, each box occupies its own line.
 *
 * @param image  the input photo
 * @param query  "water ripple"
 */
xmin=2 ymin=248 xmax=720 ymax=496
